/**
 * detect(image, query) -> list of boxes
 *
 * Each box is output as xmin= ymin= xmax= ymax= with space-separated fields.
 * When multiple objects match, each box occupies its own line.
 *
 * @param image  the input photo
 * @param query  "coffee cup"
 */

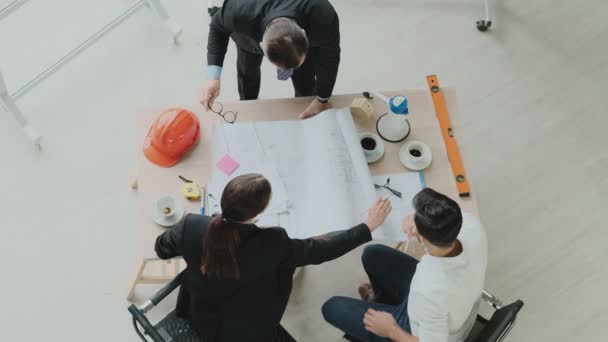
xmin=399 ymin=140 xmax=432 ymax=171
xmin=359 ymin=132 xmax=384 ymax=163
xmin=156 ymin=196 xmax=178 ymax=218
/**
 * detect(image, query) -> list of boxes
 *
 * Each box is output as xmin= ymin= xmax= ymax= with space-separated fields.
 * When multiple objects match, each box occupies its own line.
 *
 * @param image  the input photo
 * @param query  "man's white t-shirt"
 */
xmin=407 ymin=213 xmax=488 ymax=342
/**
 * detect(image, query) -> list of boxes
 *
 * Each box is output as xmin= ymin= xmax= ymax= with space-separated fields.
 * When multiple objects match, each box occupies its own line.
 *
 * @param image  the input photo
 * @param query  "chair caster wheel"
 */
xmin=476 ymin=20 xmax=492 ymax=32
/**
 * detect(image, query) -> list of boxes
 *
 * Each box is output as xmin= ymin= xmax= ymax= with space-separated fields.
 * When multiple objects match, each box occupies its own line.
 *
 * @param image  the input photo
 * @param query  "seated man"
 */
xmin=322 ymin=188 xmax=488 ymax=342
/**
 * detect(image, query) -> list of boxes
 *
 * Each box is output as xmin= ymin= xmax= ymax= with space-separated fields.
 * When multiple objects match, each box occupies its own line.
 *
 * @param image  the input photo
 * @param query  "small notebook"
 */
xmin=216 ymin=154 xmax=240 ymax=176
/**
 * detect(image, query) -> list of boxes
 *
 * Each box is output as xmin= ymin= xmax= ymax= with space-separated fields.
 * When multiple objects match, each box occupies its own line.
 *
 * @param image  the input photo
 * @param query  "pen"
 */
xmin=200 ymin=185 xmax=206 ymax=215
xmin=205 ymin=188 xmax=209 ymax=215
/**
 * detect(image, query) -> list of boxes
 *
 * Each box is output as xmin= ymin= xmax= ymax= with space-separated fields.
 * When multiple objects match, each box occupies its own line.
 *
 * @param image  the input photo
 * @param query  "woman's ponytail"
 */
xmin=201 ymin=214 xmax=240 ymax=279
xmin=199 ymin=173 xmax=271 ymax=280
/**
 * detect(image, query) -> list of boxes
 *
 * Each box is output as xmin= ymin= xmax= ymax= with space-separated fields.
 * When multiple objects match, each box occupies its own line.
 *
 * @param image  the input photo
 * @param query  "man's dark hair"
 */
xmin=412 ymin=188 xmax=463 ymax=248
xmin=263 ymin=19 xmax=308 ymax=69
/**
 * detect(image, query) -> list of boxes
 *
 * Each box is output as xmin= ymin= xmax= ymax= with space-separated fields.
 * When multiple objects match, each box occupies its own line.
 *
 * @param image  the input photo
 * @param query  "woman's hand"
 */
xmin=365 ymin=197 xmax=392 ymax=231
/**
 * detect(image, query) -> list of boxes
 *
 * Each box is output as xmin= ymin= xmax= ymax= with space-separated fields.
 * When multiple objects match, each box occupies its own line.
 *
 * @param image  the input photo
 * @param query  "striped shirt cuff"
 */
xmin=207 ymin=65 xmax=223 ymax=80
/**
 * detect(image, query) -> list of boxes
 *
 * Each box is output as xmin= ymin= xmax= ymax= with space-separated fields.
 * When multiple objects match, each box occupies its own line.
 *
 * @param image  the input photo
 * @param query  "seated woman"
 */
xmin=155 ymin=173 xmax=391 ymax=342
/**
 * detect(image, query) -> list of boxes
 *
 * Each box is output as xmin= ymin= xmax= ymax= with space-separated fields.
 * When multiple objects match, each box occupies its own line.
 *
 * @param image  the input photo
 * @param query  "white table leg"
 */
xmin=144 ymin=0 xmax=183 ymax=44
xmin=0 ymin=0 xmax=30 ymax=20
xmin=477 ymin=0 xmax=492 ymax=32
xmin=0 ymin=71 xmax=41 ymax=149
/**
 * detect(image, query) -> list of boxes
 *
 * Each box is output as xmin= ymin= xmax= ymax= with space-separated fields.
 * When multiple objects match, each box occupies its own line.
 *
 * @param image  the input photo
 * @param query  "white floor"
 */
xmin=1 ymin=0 xmax=607 ymax=341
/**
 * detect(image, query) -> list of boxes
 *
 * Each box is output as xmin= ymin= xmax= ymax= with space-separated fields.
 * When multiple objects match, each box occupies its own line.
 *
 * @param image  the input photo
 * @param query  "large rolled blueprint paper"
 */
xmin=209 ymin=108 xmax=394 ymax=239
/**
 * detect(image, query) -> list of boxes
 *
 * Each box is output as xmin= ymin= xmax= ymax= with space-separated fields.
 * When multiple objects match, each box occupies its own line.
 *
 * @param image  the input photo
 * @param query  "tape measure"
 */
xmin=426 ymin=75 xmax=471 ymax=197
xmin=179 ymin=175 xmax=201 ymax=200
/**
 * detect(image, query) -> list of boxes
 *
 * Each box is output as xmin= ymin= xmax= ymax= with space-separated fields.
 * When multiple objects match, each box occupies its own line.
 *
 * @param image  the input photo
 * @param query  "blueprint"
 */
xmin=209 ymin=108 xmax=401 ymax=239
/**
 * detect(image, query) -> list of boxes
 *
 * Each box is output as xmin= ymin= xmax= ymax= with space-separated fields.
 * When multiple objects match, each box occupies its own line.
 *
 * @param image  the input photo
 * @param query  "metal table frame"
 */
xmin=0 ymin=0 xmax=182 ymax=149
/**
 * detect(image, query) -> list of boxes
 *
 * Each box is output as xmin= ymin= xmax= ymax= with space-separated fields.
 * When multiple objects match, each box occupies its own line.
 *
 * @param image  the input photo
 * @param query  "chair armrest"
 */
xmin=482 ymin=289 xmax=503 ymax=310
xmin=128 ymin=304 xmax=166 ymax=342
xmin=139 ymin=271 xmax=185 ymax=313
xmin=127 ymin=271 xmax=186 ymax=342
xmin=151 ymin=271 xmax=184 ymax=305
xmin=476 ymin=300 xmax=525 ymax=342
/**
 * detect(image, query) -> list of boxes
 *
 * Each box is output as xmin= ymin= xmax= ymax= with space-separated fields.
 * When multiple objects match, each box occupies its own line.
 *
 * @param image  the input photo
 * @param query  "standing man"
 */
xmin=200 ymin=0 xmax=341 ymax=119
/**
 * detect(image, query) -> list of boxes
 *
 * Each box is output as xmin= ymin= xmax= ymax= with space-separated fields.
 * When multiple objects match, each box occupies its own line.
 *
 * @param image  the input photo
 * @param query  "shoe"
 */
xmin=358 ymin=283 xmax=375 ymax=302
xmin=343 ymin=334 xmax=363 ymax=342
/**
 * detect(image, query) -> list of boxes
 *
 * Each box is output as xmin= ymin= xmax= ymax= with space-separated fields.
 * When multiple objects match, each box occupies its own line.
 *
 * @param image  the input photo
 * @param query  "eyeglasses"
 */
xmin=374 ymin=177 xmax=402 ymax=198
xmin=210 ymin=101 xmax=238 ymax=124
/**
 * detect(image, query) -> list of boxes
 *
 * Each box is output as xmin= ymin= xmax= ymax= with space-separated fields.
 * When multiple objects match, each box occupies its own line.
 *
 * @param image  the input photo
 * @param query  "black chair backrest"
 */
xmin=128 ymin=271 xmax=186 ymax=342
xmin=476 ymin=300 xmax=524 ymax=342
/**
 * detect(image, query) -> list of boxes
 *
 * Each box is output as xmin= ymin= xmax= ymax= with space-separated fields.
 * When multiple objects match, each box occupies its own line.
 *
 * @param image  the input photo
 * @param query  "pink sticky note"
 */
xmin=216 ymin=154 xmax=240 ymax=176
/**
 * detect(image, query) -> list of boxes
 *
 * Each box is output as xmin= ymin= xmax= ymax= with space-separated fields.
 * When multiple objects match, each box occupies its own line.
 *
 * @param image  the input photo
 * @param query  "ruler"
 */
xmin=426 ymin=75 xmax=471 ymax=197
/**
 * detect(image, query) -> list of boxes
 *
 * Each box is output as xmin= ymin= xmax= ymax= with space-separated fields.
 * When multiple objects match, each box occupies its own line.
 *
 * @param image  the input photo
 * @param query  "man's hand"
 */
xmin=200 ymin=80 xmax=221 ymax=111
xmin=401 ymin=214 xmax=417 ymax=240
xmin=298 ymin=98 xmax=330 ymax=119
xmin=363 ymin=309 xmax=401 ymax=338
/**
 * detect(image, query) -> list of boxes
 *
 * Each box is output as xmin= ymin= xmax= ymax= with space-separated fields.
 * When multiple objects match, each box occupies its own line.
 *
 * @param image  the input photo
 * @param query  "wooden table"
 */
xmin=127 ymin=88 xmax=478 ymax=300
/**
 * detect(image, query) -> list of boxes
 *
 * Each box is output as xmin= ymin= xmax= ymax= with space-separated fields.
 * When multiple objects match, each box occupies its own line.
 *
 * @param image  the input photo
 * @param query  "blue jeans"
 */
xmin=322 ymin=245 xmax=419 ymax=341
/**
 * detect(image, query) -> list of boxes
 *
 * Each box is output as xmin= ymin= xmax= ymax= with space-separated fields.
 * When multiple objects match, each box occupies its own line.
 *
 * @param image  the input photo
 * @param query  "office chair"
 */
xmin=127 ymin=271 xmax=296 ymax=342
xmin=465 ymin=290 xmax=524 ymax=342
xmin=344 ymin=289 xmax=524 ymax=342
xmin=127 ymin=272 xmax=197 ymax=342
xmin=128 ymin=273 xmax=522 ymax=342
xmin=207 ymin=0 xmax=221 ymax=16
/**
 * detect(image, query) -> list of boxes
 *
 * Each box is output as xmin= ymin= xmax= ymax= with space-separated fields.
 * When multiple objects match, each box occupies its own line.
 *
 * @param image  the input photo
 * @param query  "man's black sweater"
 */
xmin=207 ymin=0 xmax=341 ymax=99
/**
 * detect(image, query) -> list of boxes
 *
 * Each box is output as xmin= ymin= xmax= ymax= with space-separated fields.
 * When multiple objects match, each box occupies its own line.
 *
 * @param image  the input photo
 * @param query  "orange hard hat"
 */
xmin=143 ymin=108 xmax=200 ymax=167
